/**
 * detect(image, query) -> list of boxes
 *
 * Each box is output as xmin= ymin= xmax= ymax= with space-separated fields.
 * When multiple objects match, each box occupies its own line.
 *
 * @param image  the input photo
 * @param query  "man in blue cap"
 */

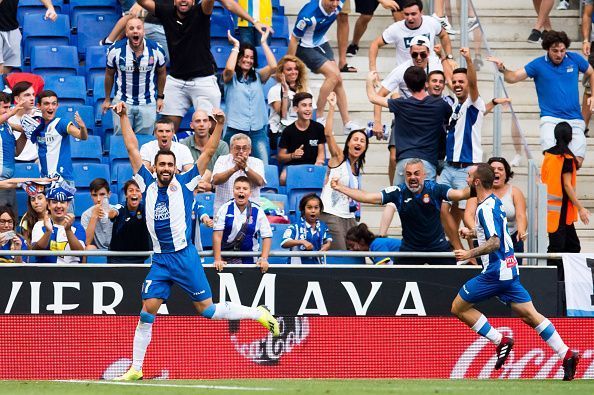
xmin=30 ymin=185 xmax=86 ymax=263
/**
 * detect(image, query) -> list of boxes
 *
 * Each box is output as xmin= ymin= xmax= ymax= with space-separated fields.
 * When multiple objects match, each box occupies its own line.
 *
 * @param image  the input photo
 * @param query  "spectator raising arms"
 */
xmin=319 ymin=92 xmax=368 ymax=250
xmin=281 ymin=193 xmax=332 ymax=264
xmin=346 ymin=223 xmax=401 ymax=265
xmin=465 ymin=157 xmax=527 ymax=262
xmin=541 ymin=122 xmax=590 ymax=256
xmin=223 ymin=29 xmax=277 ymax=166
xmin=277 ymin=92 xmax=326 ymax=185
xmin=268 ymin=55 xmax=313 ymax=140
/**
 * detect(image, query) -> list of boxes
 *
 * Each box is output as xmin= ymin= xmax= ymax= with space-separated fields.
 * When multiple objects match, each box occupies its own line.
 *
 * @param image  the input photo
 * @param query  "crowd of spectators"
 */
xmin=0 ymin=0 xmax=591 ymax=265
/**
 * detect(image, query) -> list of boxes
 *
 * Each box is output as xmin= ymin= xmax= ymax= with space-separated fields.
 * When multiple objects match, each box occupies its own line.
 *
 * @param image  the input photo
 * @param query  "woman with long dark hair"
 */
xmin=319 ymin=93 xmax=369 ymax=250
xmin=223 ymin=29 xmax=277 ymax=165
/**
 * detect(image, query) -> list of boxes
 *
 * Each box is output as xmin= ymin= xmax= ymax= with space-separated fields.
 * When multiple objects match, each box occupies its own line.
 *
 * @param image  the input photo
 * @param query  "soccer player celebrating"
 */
xmin=452 ymin=163 xmax=580 ymax=381
xmin=112 ymin=102 xmax=279 ymax=381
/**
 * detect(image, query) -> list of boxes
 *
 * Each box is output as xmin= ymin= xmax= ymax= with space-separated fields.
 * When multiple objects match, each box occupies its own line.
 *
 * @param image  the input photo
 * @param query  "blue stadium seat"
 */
xmin=70 ymin=135 xmax=103 ymax=163
xmin=270 ymin=45 xmax=288 ymax=60
xmin=262 ymin=164 xmax=279 ymax=193
xmin=260 ymin=192 xmax=289 ymax=215
xmin=43 ymin=76 xmax=87 ymax=106
xmin=271 ymin=15 xmax=290 ymax=46
xmin=75 ymin=13 xmax=120 ymax=56
xmin=22 ymin=14 xmax=70 ymax=62
xmin=86 ymin=255 xmax=107 ymax=264
xmin=16 ymin=190 xmax=29 ymax=217
xmin=56 ymin=104 xmax=95 ymax=134
xmin=211 ymin=45 xmax=233 ymax=72
xmin=69 ymin=0 xmax=120 ymax=28
xmin=85 ymin=46 xmax=108 ymax=91
xmin=269 ymin=223 xmax=290 ymax=264
xmin=14 ymin=163 xmax=40 ymax=178
xmin=73 ymin=163 xmax=110 ymax=189
xmin=17 ymin=0 xmax=64 ymax=26
xmin=74 ymin=191 xmax=94 ymax=217
xmin=256 ymin=45 xmax=288 ymax=65
xmin=211 ymin=12 xmax=235 ymax=39
xmin=195 ymin=192 xmax=215 ymax=218
xmin=285 ymin=165 xmax=326 ymax=215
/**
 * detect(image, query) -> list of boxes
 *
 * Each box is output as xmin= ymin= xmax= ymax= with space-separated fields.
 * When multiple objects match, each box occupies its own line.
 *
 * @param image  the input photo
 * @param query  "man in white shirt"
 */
xmin=140 ymin=118 xmax=194 ymax=173
xmin=8 ymin=81 xmax=40 ymax=163
xmin=211 ymin=133 xmax=266 ymax=214
xmin=368 ymin=0 xmax=455 ymax=70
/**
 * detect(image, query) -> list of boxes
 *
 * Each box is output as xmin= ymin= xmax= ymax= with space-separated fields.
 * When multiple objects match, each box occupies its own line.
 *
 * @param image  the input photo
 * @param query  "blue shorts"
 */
xmin=458 ymin=274 xmax=532 ymax=305
xmin=142 ymin=245 xmax=212 ymax=302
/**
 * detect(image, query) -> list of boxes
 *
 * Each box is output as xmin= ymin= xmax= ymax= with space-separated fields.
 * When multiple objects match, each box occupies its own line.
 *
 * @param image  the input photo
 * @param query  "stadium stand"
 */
xmin=16 ymin=0 xmax=64 ymax=26
xmin=30 ymin=46 xmax=79 ymax=77
xmin=56 ymin=105 xmax=95 ymax=134
xmin=69 ymin=135 xmax=103 ymax=164
xmin=262 ymin=164 xmax=280 ymax=193
xmin=73 ymin=163 xmax=110 ymax=191
xmin=21 ymin=14 xmax=70 ymax=63
xmin=74 ymin=13 xmax=120 ymax=56
xmin=43 ymin=76 xmax=87 ymax=106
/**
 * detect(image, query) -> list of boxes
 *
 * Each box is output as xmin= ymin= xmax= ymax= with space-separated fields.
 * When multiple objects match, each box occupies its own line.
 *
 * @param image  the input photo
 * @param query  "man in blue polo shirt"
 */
xmin=288 ymin=0 xmax=359 ymax=134
xmin=331 ymin=158 xmax=470 ymax=264
xmin=488 ymin=30 xmax=594 ymax=168
xmin=103 ymin=17 xmax=167 ymax=135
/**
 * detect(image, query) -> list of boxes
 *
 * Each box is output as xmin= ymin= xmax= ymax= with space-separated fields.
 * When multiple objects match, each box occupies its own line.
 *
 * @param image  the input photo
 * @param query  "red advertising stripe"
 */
xmin=0 ymin=316 xmax=592 ymax=380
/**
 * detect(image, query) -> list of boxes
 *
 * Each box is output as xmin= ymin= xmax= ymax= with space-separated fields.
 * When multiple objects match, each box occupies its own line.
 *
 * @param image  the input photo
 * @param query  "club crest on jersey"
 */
xmin=423 ymin=194 xmax=430 ymax=204
xmin=154 ymin=201 xmax=170 ymax=220
xmin=169 ymin=184 xmax=177 ymax=192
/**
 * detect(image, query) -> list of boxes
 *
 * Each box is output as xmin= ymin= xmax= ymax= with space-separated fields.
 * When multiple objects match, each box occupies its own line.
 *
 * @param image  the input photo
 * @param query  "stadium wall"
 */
xmin=2 ymin=265 xmax=592 ymax=380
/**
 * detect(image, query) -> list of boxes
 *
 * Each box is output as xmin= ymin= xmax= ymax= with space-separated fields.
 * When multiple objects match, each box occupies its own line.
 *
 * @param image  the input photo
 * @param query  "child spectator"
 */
xmin=280 ymin=193 xmax=332 ymax=264
xmin=277 ymin=92 xmax=326 ymax=185
xmin=346 ymin=223 xmax=401 ymax=265
xmin=81 ymin=178 xmax=118 ymax=251
xmin=0 ymin=205 xmax=27 ymax=263
xmin=213 ymin=176 xmax=272 ymax=271
xmin=30 ymin=186 xmax=86 ymax=264
xmin=109 ymin=180 xmax=151 ymax=263
xmin=18 ymin=183 xmax=48 ymax=244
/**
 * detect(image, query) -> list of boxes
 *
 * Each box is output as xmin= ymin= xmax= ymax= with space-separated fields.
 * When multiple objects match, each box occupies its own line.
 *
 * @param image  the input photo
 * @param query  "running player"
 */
xmin=111 ymin=102 xmax=279 ymax=381
xmin=452 ymin=163 xmax=580 ymax=381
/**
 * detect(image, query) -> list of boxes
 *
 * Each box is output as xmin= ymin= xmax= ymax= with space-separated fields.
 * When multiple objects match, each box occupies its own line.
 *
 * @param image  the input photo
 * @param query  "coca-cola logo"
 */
xmin=451 ymin=327 xmax=594 ymax=379
xmin=230 ymin=317 xmax=310 ymax=364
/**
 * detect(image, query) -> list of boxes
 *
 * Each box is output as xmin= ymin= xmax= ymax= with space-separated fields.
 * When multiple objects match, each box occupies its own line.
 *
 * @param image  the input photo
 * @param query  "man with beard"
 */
xmin=452 ymin=163 xmax=580 ymax=381
xmin=112 ymin=102 xmax=279 ymax=381
xmin=103 ymin=17 xmax=167 ymax=136
xmin=331 ymin=158 xmax=469 ymax=264
xmin=488 ymin=30 xmax=594 ymax=169
xmin=135 ymin=0 xmax=269 ymax=132
xmin=212 ymin=176 xmax=273 ymax=269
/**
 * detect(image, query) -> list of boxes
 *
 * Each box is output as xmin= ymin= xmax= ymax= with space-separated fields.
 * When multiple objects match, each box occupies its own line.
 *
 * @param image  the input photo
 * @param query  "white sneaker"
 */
xmin=510 ymin=153 xmax=522 ymax=167
xmin=316 ymin=117 xmax=326 ymax=127
xmin=467 ymin=17 xmax=479 ymax=33
xmin=556 ymin=0 xmax=569 ymax=10
xmin=432 ymin=13 xmax=459 ymax=35
xmin=343 ymin=121 xmax=362 ymax=135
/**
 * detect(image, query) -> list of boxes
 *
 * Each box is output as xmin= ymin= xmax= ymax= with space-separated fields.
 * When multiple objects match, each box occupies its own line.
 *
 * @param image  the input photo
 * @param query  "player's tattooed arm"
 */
xmin=468 ymin=235 xmax=499 ymax=259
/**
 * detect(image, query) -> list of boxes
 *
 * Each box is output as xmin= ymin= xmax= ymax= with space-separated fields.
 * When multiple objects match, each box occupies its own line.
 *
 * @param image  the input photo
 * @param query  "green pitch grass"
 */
xmin=0 ymin=379 xmax=593 ymax=395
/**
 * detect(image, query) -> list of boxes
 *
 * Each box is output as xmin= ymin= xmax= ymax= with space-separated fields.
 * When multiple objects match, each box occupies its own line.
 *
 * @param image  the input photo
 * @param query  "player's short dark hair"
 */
xmin=299 ymin=193 xmax=323 ymax=213
xmin=123 ymin=179 xmax=140 ymax=195
xmin=346 ymin=223 xmax=376 ymax=249
xmin=427 ymin=70 xmax=446 ymax=80
xmin=38 ymin=90 xmax=58 ymax=103
xmin=452 ymin=68 xmax=468 ymax=76
xmin=542 ymin=30 xmax=570 ymax=50
xmin=487 ymin=157 xmax=514 ymax=184
xmin=474 ymin=163 xmax=495 ymax=189
xmin=402 ymin=0 xmax=423 ymax=11
xmin=154 ymin=149 xmax=176 ymax=164
xmin=89 ymin=178 xmax=110 ymax=193
xmin=234 ymin=175 xmax=251 ymax=187
xmin=293 ymin=92 xmax=313 ymax=107
xmin=403 ymin=66 xmax=427 ymax=93
xmin=0 ymin=92 xmax=10 ymax=104
xmin=11 ymin=81 xmax=33 ymax=99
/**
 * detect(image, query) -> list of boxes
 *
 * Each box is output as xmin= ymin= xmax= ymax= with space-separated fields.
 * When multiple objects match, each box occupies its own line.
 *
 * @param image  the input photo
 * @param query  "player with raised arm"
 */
xmin=111 ymin=102 xmax=279 ymax=381
xmin=451 ymin=163 xmax=580 ymax=381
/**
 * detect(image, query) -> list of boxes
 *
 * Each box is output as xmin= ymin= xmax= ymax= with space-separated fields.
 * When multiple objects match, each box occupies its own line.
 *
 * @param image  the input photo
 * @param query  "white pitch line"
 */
xmin=55 ymin=380 xmax=275 ymax=391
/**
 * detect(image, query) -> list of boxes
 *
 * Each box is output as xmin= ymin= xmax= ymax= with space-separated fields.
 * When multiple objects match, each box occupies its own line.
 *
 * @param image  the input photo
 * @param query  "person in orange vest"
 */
xmin=541 ymin=121 xmax=590 ymax=255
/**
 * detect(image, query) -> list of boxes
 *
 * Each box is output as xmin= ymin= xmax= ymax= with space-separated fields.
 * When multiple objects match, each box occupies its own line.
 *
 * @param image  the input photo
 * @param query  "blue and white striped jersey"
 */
xmin=476 ymin=194 xmax=519 ymax=281
xmin=446 ymin=96 xmax=485 ymax=163
xmin=0 ymin=122 xmax=15 ymax=180
xmin=134 ymin=164 xmax=201 ymax=253
xmin=31 ymin=118 xmax=73 ymax=181
xmin=292 ymin=0 xmax=343 ymax=48
xmin=106 ymin=38 xmax=166 ymax=105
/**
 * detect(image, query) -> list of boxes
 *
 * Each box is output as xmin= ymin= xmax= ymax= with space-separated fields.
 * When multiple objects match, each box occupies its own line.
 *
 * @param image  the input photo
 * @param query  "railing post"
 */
xmin=537 ymin=183 xmax=548 ymax=266
xmin=460 ymin=0 xmax=469 ymax=66
xmin=492 ymin=75 xmax=502 ymax=157
xmin=527 ymin=160 xmax=536 ymax=265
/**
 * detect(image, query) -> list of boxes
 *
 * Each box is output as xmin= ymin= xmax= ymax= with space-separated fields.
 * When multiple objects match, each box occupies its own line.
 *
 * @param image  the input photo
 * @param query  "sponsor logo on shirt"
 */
xmin=423 ymin=194 xmax=430 ymax=204
xmin=566 ymin=66 xmax=574 ymax=73
xmin=154 ymin=201 xmax=170 ymax=221
xmin=296 ymin=19 xmax=307 ymax=30
xmin=309 ymin=139 xmax=318 ymax=146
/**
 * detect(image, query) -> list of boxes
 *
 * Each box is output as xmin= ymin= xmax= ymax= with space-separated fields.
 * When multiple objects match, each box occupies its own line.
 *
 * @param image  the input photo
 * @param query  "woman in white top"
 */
xmin=319 ymin=93 xmax=369 ymax=250
xmin=267 ymin=55 xmax=314 ymax=140
xmin=464 ymin=156 xmax=528 ymax=262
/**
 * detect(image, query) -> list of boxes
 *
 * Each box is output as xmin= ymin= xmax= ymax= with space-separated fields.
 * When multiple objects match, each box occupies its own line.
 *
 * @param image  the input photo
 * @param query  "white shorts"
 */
xmin=161 ymin=74 xmax=221 ymax=118
xmin=540 ymin=116 xmax=586 ymax=158
xmin=112 ymin=100 xmax=157 ymax=135
xmin=0 ymin=29 xmax=22 ymax=68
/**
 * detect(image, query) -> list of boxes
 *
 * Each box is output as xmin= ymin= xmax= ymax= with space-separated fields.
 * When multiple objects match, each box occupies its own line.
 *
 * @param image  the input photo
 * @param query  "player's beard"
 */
xmin=157 ymin=171 xmax=173 ymax=186
xmin=469 ymin=184 xmax=477 ymax=198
